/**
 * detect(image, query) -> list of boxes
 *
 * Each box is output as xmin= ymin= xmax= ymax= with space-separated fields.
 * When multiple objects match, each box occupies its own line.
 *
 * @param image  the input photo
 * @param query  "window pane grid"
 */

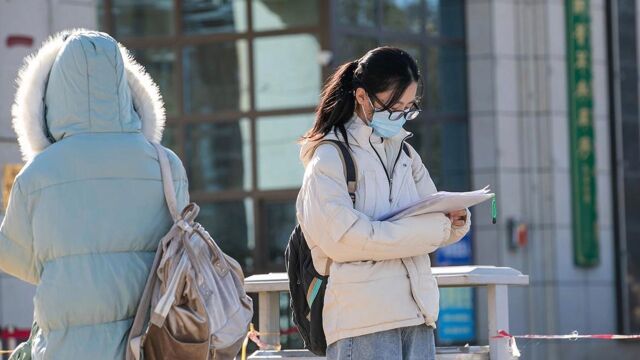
xmin=104 ymin=0 xmax=468 ymax=270
xmin=103 ymin=1 xmax=323 ymax=277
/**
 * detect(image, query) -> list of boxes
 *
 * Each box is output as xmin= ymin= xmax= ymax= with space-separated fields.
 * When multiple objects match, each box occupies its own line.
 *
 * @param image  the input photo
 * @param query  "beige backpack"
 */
xmin=126 ymin=143 xmax=253 ymax=360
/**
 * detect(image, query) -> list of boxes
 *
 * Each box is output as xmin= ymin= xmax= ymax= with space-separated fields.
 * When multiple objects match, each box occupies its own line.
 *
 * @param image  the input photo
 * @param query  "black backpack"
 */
xmin=284 ymin=139 xmax=409 ymax=356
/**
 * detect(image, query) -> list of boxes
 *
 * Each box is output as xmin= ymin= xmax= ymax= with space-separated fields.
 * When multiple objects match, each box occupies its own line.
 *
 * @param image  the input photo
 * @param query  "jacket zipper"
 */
xmin=368 ymin=133 xmax=413 ymax=204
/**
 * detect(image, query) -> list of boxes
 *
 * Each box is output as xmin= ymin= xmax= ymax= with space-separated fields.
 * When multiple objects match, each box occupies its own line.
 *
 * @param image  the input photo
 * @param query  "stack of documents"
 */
xmin=379 ymin=186 xmax=494 ymax=221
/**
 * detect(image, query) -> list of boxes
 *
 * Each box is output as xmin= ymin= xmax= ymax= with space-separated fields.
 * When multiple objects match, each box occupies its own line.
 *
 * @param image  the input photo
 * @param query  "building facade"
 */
xmin=1 ymin=0 xmax=639 ymax=358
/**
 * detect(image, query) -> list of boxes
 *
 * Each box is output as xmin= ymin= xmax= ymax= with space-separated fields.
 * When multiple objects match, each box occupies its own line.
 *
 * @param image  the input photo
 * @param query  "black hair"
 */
xmin=302 ymin=46 xmax=421 ymax=143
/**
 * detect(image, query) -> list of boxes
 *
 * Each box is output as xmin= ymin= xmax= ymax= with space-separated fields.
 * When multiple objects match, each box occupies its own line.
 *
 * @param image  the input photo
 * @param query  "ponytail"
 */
xmin=302 ymin=60 xmax=359 ymax=143
xmin=302 ymin=47 xmax=421 ymax=144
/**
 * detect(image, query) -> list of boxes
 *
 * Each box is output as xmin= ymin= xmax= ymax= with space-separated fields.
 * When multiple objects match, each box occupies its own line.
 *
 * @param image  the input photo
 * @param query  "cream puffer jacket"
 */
xmin=296 ymin=115 xmax=471 ymax=346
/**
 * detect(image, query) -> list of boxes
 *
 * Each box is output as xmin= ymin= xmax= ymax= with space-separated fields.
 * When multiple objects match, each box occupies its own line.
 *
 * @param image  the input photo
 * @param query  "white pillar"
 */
xmin=258 ymin=292 xmax=281 ymax=348
xmin=488 ymin=285 xmax=513 ymax=360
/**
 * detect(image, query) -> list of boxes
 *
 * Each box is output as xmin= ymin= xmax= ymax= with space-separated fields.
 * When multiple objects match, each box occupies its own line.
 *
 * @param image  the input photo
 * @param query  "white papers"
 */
xmin=378 ymin=186 xmax=494 ymax=221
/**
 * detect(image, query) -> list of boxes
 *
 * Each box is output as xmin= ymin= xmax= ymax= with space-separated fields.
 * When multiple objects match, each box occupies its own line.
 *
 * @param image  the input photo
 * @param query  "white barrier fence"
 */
xmin=244 ymin=266 xmax=529 ymax=360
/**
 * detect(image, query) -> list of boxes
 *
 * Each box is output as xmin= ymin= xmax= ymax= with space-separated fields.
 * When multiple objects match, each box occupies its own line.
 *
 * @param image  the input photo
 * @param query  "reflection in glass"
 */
xmin=257 ymin=114 xmax=314 ymax=190
xmin=263 ymin=200 xmax=296 ymax=269
xmin=426 ymin=0 xmax=464 ymax=38
xmin=97 ymin=0 xmax=105 ymax=30
xmin=131 ymin=48 xmax=178 ymax=116
xmin=426 ymin=45 xmax=466 ymax=114
xmin=197 ymin=200 xmax=255 ymax=274
xmin=337 ymin=0 xmax=376 ymax=28
xmin=185 ymin=120 xmax=252 ymax=192
xmin=441 ymin=121 xmax=469 ymax=191
xmin=112 ymin=0 xmax=174 ymax=37
xmin=161 ymin=125 xmax=178 ymax=154
xmin=405 ymin=118 xmax=440 ymax=187
xmin=182 ymin=0 xmax=247 ymax=34
xmin=254 ymin=34 xmax=321 ymax=110
xmin=405 ymin=120 xmax=469 ymax=191
xmin=404 ymin=113 xmax=425 ymax=153
xmin=253 ymin=0 xmax=318 ymax=31
xmin=279 ymin=292 xmax=305 ymax=349
xmin=335 ymin=36 xmax=378 ymax=64
xmin=382 ymin=0 xmax=422 ymax=33
xmin=183 ymin=41 xmax=250 ymax=113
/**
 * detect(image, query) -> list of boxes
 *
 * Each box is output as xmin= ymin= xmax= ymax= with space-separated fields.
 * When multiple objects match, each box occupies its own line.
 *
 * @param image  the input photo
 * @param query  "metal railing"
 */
xmin=245 ymin=266 xmax=529 ymax=360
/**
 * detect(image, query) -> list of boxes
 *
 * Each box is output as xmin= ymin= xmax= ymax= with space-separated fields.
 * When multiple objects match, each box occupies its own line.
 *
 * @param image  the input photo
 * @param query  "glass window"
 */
xmin=426 ymin=45 xmax=467 ymax=114
xmin=161 ymin=124 xmax=179 ymax=153
xmin=97 ymin=0 xmax=105 ymax=30
xmin=425 ymin=0 xmax=464 ymax=38
xmin=404 ymin=113 xmax=426 ymax=153
xmin=334 ymin=36 xmax=378 ymax=64
xmin=252 ymin=0 xmax=318 ymax=31
xmin=406 ymin=120 xmax=469 ymax=191
xmin=622 ymin=121 xmax=640 ymax=165
xmin=382 ymin=0 xmax=422 ymax=33
xmin=253 ymin=34 xmax=321 ymax=110
xmin=182 ymin=0 xmax=247 ymax=34
xmin=183 ymin=40 xmax=250 ymax=114
xmin=184 ymin=120 xmax=252 ymax=192
xmin=131 ymin=48 xmax=178 ymax=116
xmin=197 ymin=199 xmax=255 ymax=274
xmin=262 ymin=200 xmax=297 ymax=269
xmin=441 ymin=121 xmax=470 ymax=191
xmin=337 ymin=0 xmax=376 ymax=28
xmin=279 ymin=292 xmax=305 ymax=349
xmin=422 ymin=122 xmax=442 ymax=187
xmin=111 ymin=0 xmax=174 ymax=37
xmin=256 ymin=114 xmax=314 ymax=190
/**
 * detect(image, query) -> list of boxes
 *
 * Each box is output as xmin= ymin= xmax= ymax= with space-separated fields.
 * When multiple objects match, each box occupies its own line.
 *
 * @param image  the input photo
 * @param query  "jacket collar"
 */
xmin=300 ymin=114 xmax=413 ymax=167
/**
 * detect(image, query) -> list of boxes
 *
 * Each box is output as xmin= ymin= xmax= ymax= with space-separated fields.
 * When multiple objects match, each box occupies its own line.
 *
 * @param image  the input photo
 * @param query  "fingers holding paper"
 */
xmin=446 ymin=209 xmax=467 ymax=227
xmin=441 ymin=209 xmax=471 ymax=248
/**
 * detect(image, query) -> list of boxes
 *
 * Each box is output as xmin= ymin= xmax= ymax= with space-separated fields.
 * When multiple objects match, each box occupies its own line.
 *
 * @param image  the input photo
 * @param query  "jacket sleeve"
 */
xmin=407 ymin=143 xmax=471 ymax=247
xmin=0 ymin=179 xmax=39 ymax=284
xmin=297 ymin=144 xmax=453 ymax=263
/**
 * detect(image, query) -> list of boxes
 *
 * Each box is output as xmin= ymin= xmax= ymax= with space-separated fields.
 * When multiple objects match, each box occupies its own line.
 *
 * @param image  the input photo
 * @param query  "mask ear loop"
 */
xmin=363 ymin=93 xmax=380 ymax=125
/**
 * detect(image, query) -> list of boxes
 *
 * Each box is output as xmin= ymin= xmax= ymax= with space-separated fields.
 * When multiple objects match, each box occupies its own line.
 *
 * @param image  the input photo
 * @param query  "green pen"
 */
xmin=491 ymin=195 xmax=497 ymax=224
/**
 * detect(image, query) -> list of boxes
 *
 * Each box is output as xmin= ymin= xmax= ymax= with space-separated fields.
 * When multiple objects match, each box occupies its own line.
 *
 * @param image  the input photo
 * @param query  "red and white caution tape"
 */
xmin=492 ymin=330 xmax=640 ymax=358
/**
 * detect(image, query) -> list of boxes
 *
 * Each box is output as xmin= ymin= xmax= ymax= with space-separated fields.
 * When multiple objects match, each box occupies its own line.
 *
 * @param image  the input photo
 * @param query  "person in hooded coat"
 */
xmin=0 ymin=29 xmax=189 ymax=359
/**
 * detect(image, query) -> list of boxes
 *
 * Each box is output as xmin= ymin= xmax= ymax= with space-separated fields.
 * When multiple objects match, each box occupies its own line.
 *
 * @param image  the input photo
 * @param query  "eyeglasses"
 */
xmin=370 ymin=97 xmax=422 ymax=121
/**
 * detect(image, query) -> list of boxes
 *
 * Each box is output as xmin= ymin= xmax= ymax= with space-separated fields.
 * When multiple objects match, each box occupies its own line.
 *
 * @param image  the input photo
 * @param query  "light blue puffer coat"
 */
xmin=0 ymin=30 xmax=189 ymax=359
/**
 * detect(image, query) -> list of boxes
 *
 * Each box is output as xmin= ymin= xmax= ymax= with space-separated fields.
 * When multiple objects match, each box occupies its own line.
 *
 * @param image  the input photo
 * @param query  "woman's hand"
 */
xmin=446 ymin=209 xmax=467 ymax=227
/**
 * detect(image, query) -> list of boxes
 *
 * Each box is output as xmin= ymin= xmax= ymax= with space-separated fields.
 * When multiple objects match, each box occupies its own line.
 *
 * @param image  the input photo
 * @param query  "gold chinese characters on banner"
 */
xmin=566 ymin=0 xmax=599 ymax=266
xmin=2 ymin=164 xmax=23 ymax=211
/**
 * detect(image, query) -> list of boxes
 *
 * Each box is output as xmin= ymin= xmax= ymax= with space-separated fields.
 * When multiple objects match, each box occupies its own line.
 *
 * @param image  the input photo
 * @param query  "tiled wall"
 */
xmin=466 ymin=0 xmax=627 ymax=359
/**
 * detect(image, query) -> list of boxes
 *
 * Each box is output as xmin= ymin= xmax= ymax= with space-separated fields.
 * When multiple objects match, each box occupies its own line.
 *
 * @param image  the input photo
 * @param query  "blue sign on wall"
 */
xmin=437 ymin=231 xmax=472 ymax=265
xmin=435 ymin=230 xmax=476 ymax=344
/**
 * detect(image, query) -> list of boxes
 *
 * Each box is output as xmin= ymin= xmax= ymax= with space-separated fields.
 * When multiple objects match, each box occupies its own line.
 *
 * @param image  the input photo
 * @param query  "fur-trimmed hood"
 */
xmin=11 ymin=29 xmax=165 ymax=162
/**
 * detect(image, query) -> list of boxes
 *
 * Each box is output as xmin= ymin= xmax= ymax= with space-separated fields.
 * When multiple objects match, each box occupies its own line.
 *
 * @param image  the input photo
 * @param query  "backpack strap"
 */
xmin=126 ymin=143 xmax=180 ymax=360
xmin=317 ymin=139 xmax=357 ymax=207
xmin=315 ymin=139 xmax=356 ymax=275
xmin=152 ymin=143 xmax=180 ymax=221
